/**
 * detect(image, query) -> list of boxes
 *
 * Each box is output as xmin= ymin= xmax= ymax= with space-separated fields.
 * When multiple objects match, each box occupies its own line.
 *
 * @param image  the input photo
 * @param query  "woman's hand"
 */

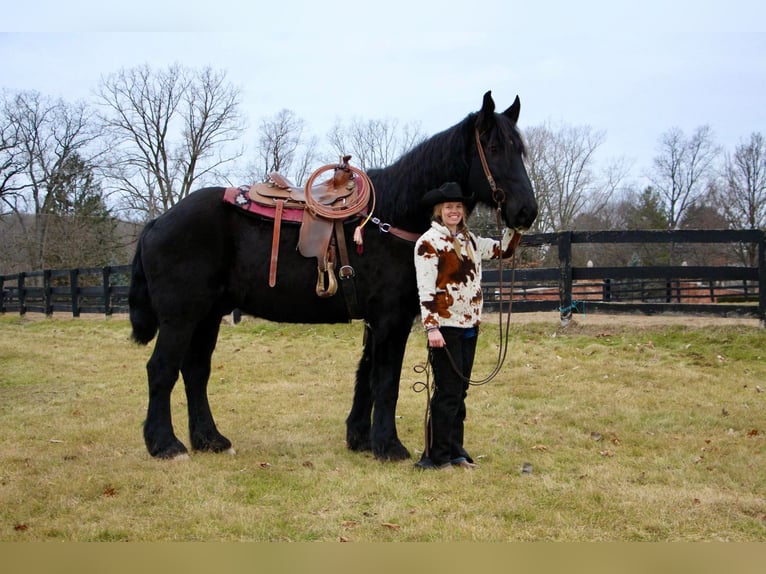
xmin=427 ymin=328 xmax=446 ymax=348
xmin=501 ymin=228 xmax=523 ymax=257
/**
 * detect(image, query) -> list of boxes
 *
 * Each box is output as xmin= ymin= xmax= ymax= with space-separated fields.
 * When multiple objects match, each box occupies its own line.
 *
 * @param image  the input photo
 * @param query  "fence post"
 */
xmin=44 ymin=269 xmax=53 ymax=316
xmin=18 ymin=272 xmax=26 ymax=316
xmin=70 ymin=269 xmax=80 ymax=317
xmin=558 ymin=231 xmax=573 ymax=327
xmin=103 ymin=266 xmax=112 ymax=316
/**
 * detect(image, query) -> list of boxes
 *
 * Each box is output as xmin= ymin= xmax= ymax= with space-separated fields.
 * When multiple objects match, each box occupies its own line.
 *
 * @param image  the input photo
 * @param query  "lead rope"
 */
xmin=411 ymin=349 xmax=435 ymax=457
xmin=464 ymin=127 xmax=514 ymax=384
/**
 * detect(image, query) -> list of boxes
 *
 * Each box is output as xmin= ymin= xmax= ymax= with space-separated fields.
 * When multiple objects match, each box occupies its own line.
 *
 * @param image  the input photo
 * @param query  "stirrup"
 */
xmin=315 ymin=266 xmax=338 ymax=297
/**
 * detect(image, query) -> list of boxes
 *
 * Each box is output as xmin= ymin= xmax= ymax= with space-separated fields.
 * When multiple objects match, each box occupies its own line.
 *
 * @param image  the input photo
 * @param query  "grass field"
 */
xmin=0 ymin=312 xmax=764 ymax=541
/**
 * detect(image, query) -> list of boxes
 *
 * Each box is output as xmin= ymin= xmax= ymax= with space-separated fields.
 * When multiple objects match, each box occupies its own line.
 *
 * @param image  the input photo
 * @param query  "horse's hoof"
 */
xmin=148 ymin=437 xmax=189 ymax=459
xmin=373 ymin=442 xmax=411 ymax=461
xmin=346 ymin=433 xmax=372 ymax=452
xmin=225 ymin=447 xmax=236 ymax=455
xmin=171 ymin=452 xmax=190 ymax=461
xmin=191 ymin=432 xmax=232 ymax=453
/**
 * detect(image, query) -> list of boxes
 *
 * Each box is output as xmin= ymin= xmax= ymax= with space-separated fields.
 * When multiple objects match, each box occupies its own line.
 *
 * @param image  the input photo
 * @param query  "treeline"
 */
xmin=2 ymin=64 xmax=764 ymax=275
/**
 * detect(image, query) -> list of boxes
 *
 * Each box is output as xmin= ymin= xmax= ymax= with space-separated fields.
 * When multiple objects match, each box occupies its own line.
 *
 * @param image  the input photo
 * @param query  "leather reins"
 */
xmin=457 ymin=128 xmax=516 ymax=386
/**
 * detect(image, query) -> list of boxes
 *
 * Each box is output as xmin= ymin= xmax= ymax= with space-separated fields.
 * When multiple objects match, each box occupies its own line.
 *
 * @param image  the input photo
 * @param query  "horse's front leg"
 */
xmin=369 ymin=323 xmax=412 ymax=461
xmin=181 ymin=312 xmax=232 ymax=453
xmin=346 ymin=325 xmax=374 ymax=452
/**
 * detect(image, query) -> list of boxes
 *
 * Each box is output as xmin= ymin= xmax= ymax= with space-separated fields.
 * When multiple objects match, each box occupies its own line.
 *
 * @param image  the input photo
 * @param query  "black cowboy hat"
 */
xmin=421 ymin=182 xmax=474 ymax=208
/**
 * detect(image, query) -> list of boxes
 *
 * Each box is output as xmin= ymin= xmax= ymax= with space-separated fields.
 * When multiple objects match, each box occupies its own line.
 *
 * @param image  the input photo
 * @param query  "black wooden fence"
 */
xmin=1 ymin=230 xmax=764 ymax=324
xmin=482 ymin=229 xmax=765 ymax=325
xmin=0 ymin=265 xmax=132 ymax=317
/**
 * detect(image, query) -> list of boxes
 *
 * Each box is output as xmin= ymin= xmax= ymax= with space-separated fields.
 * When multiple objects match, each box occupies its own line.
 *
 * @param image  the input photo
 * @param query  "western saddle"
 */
xmin=225 ymin=156 xmax=372 ymax=299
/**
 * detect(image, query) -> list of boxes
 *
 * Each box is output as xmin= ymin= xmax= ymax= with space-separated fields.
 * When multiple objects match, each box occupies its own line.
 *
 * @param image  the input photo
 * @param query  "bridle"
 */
xmin=474 ymin=128 xmax=508 ymax=223
xmin=458 ymin=128 xmax=516 ymax=385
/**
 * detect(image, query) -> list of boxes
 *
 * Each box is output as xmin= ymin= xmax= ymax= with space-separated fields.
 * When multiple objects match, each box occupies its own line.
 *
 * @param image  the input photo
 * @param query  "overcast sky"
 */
xmin=2 ymin=0 xmax=764 ymax=187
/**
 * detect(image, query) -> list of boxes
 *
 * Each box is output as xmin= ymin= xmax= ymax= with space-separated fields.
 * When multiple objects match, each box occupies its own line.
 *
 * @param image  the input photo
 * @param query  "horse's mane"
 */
xmin=368 ymin=113 xmax=475 ymax=232
xmin=368 ymin=109 xmax=525 ymax=233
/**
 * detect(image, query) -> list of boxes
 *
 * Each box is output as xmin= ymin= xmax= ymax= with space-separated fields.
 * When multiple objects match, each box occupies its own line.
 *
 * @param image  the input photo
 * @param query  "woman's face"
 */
xmin=438 ymin=201 xmax=465 ymax=229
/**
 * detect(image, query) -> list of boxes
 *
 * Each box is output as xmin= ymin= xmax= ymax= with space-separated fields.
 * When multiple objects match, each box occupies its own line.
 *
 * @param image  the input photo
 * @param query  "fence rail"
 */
xmin=2 ymin=230 xmax=764 ymax=325
xmin=482 ymin=229 xmax=765 ymax=325
xmin=1 ymin=265 xmax=132 ymax=317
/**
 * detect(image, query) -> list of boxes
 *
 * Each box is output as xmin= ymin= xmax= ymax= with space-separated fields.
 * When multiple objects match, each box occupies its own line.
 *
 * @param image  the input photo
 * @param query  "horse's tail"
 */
xmin=129 ymin=221 xmax=158 ymax=345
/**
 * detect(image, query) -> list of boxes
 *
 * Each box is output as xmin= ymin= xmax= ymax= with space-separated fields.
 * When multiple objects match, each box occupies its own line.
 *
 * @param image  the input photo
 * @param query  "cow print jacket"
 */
xmin=414 ymin=221 xmax=517 ymax=331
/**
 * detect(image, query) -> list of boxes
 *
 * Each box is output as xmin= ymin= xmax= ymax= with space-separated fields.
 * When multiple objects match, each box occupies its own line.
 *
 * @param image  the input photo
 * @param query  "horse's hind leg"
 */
xmin=144 ymin=324 xmax=194 ymax=459
xmin=181 ymin=311 xmax=232 ymax=453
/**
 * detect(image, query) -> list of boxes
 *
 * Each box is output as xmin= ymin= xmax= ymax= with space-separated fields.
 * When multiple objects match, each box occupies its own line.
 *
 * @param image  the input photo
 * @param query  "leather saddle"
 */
xmin=225 ymin=156 xmax=369 ymax=298
xmin=249 ymin=171 xmax=356 ymax=208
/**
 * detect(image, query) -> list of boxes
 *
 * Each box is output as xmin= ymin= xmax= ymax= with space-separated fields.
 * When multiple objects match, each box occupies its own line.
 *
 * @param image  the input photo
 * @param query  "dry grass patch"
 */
xmin=0 ymin=313 xmax=764 ymax=541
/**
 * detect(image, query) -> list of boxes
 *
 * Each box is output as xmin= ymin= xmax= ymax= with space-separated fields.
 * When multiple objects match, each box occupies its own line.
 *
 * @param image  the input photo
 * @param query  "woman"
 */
xmin=414 ymin=181 xmax=521 ymax=470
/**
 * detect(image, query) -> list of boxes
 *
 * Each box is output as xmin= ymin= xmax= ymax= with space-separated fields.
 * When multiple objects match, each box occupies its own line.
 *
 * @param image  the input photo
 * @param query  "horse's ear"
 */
xmin=503 ymin=95 xmax=521 ymax=123
xmin=476 ymin=91 xmax=496 ymax=133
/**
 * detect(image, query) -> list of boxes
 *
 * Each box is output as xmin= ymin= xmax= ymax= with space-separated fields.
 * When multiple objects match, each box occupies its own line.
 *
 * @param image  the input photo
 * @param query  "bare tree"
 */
xmin=0 ymin=92 xmax=25 ymax=215
xmin=247 ymin=108 xmax=320 ymax=185
xmin=524 ymin=122 xmax=613 ymax=232
xmin=290 ymin=136 xmax=321 ymax=185
xmin=649 ymin=125 xmax=720 ymax=230
xmin=718 ymin=132 xmax=766 ymax=230
xmin=96 ymin=64 xmax=244 ymax=219
xmin=327 ymin=117 xmax=426 ymax=170
xmin=0 ymin=91 xmax=102 ymax=269
xmin=714 ymin=132 xmax=766 ymax=266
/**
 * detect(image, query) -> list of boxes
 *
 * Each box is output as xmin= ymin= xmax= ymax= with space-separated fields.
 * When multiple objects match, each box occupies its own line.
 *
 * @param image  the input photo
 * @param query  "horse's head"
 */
xmin=466 ymin=91 xmax=537 ymax=231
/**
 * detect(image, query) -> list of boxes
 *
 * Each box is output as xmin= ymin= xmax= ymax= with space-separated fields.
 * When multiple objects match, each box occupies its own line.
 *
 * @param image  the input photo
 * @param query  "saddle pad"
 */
xmin=223 ymin=186 xmax=304 ymax=223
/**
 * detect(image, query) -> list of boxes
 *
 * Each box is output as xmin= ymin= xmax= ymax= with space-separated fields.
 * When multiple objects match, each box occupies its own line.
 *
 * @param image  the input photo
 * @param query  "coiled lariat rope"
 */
xmin=410 ymin=353 xmax=435 ymax=457
xmin=303 ymin=159 xmax=376 ymax=244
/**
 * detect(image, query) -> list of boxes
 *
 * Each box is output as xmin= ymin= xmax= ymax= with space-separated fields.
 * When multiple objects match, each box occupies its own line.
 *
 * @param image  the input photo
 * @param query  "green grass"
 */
xmin=0 ymin=313 xmax=764 ymax=541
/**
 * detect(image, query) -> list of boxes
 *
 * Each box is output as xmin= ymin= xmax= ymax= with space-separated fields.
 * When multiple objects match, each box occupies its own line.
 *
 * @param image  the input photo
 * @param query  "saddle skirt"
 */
xmin=223 ymin=185 xmax=304 ymax=223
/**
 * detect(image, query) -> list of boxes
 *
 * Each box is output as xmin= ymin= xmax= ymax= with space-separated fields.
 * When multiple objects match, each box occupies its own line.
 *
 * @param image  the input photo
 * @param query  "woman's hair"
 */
xmin=431 ymin=203 xmax=469 ymax=233
xmin=432 ymin=203 xmax=475 ymax=261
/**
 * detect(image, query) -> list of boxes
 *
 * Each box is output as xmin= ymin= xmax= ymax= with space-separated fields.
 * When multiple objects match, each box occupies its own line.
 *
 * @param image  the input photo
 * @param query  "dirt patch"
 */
xmin=501 ymin=310 xmax=762 ymax=330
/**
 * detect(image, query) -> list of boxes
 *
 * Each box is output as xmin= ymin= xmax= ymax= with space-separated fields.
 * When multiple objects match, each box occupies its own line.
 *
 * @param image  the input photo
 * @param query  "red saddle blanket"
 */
xmin=223 ymin=186 xmax=304 ymax=223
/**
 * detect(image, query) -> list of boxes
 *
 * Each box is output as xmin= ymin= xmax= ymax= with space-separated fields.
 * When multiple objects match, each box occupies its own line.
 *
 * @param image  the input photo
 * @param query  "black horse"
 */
xmin=129 ymin=91 xmax=537 ymax=460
